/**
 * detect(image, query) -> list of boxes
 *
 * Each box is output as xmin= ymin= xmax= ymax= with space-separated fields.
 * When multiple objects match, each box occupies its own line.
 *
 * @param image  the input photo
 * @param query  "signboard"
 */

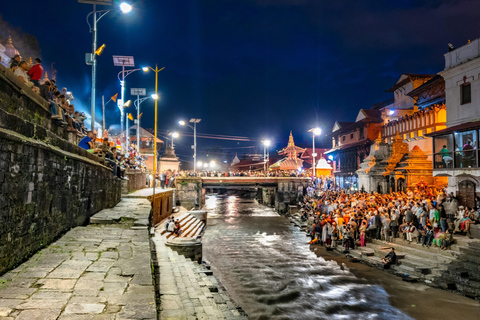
xmin=131 ymin=88 xmax=146 ymax=96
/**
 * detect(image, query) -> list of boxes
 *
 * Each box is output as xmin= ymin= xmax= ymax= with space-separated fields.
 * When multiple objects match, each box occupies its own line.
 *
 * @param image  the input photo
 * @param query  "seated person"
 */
xmin=14 ymin=61 xmax=34 ymax=88
xmin=78 ymin=131 xmax=101 ymax=153
xmin=382 ymin=247 xmax=397 ymax=267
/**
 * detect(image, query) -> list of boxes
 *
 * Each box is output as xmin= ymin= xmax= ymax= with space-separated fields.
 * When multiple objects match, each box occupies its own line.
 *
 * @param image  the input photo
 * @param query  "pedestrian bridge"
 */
xmin=175 ymin=177 xmax=311 ymax=211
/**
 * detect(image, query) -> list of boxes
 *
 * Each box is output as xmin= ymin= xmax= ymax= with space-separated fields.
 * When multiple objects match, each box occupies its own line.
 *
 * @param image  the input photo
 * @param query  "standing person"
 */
xmin=160 ymin=171 xmax=166 ymax=189
xmin=439 ymin=204 xmax=447 ymax=232
xmin=27 ymin=58 xmax=43 ymax=87
xmin=374 ymin=210 xmax=382 ymax=240
xmin=359 ymin=220 xmax=367 ymax=247
xmin=382 ymin=213 xmax=391 ymax=242
xmin=390 ymin=209 xmax=399 ymax=239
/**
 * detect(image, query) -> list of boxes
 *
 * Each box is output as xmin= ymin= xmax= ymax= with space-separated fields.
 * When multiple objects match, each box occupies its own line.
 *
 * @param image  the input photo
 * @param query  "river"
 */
xmin=203 ymin=195 xmax=415 ymax=320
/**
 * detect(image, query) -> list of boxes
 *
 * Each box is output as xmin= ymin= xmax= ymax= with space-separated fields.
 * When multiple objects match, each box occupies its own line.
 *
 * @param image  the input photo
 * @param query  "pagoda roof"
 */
xmin=270 ymin=157 xmax=304 ymax=170
xmin=386 ymin=73 xmax=435 ymax=92
xmin=278 ymin=131 xmax=305 ymax=155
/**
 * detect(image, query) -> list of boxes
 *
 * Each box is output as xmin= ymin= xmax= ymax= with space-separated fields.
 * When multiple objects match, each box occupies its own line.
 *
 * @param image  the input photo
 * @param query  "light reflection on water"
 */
xmin=202 ymin=195 xmax=413 ymax=320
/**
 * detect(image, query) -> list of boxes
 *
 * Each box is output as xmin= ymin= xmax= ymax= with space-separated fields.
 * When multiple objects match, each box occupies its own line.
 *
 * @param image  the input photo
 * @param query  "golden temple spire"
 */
xmin=288 ymin=131 xmax=295 ymax=146
xmin=376 ymin=131 xmax=382 ymax=144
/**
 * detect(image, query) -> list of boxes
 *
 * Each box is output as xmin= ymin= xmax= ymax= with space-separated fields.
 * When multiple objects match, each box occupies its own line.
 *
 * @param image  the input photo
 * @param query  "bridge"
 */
xmin=175 ymin=176 xmax=311 ymax=212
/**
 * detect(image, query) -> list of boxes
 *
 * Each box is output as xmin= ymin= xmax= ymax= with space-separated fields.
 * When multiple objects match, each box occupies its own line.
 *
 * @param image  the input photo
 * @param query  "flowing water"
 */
xmin=202 ymin=195 xmax=413 ymax=320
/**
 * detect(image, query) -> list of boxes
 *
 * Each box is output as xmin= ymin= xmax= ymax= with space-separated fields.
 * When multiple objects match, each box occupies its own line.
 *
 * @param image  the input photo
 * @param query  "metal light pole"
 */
xmin=79 ymin=0 xmax=133 ymax=131
xmin=179 ymin=118 xmax=201 ymax=172
xmin=309 ymin=128 xmax=322 ymax=178
xmin=131 ymin=88 xmax=147 ymax=153
xmin=262 ymin=140 xmax=271 ymax=172
xmin=143 ymin=65 xmax=165 ymax=196
xmin=113 ymin=55 xmax=142 ymax=150
xmin=133 ymin=96 xmax=150 ymax=154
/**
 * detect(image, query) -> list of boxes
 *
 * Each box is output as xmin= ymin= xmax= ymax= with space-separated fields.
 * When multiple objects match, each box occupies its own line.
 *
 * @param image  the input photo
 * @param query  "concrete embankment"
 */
xmin=151 ymin=208 xmax=248 ymax=320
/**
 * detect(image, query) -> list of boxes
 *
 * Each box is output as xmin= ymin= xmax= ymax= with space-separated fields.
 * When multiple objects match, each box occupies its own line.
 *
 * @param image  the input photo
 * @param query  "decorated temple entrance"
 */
xmin=457 ymin=180 xmax=475 ymax=208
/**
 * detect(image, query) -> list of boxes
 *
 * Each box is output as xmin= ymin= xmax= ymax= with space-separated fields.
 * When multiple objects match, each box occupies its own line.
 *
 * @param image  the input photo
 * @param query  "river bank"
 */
xmin=202 ymin=195 xmax=480 ymax=320
xmin=312 ymin=245 xmax=480 ymax=320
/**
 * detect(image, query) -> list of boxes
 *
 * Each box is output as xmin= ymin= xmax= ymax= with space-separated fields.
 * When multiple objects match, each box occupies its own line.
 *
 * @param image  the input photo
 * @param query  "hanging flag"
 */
xmin=128 ymin=113 xmax=133 ymax=121
xmin=138 ymin=112 xmax=143 ymax=119
xmin=111 ymin=93 xmax=118 ymax=103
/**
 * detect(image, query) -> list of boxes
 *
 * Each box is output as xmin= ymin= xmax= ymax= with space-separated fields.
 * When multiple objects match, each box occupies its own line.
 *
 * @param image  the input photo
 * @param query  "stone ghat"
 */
xmin=0 ymin=64 xmax=121 ymax=275
xmin=0 ymin=197 xmax=156 ymax=319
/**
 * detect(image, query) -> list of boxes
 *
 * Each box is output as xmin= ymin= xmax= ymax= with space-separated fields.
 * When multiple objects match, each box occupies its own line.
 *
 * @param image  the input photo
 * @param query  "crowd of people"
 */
xmin=298 ymin=187 xmax=480 ymax=266
xmin=178 ymin=169 xmax=313 ymax=178
xmin=8 ymin=54 xmax=88 ymax=136
xmin=78 ymin=131 xmax=148 ymax=179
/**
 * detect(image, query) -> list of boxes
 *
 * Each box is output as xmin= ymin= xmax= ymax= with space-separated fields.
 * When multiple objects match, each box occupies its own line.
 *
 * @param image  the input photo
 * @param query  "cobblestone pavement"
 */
xmin=153 ymin=235 xmax=248 ymax=320
xmin=0 ymin=198 xmax=156 ymax=320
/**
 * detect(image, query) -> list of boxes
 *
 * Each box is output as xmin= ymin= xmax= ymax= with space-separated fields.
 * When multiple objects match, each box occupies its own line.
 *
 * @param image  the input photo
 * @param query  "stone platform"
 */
xmin=0 ymin=198 xmax=156 ymax=320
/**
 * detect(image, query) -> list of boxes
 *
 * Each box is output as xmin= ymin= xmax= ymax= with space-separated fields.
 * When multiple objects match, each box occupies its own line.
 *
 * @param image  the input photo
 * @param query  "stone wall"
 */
xmin=0 ymin=64 xmax=121 ymax=275
xmin=121 ymin=169 xmax=147 ymax=194
xmin=176 ymin=178 xmax=204 ymax=210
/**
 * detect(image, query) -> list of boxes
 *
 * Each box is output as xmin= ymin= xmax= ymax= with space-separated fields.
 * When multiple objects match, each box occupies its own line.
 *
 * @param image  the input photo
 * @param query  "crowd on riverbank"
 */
xmin=178 ymin=169 xmax=312 ymax=177
xmin=298 ymin=188 xmax=480 ymax=255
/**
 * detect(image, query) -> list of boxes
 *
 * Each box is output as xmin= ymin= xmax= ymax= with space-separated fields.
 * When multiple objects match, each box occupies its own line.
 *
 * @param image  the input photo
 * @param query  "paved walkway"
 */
xmin=0 ymin=198 xmax=156 ymax=320
xmin=152 ymin=234 xmax=247 ymax=320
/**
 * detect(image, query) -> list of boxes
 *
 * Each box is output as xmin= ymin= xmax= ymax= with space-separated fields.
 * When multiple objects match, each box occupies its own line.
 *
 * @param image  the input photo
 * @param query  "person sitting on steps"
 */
xmin=382 ymin=247 xmax=397 ymax=268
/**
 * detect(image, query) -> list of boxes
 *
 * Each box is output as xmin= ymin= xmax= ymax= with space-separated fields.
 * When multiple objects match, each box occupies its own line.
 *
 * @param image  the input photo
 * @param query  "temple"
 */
xmin=270 ymin=131 xmax=305 ymax=171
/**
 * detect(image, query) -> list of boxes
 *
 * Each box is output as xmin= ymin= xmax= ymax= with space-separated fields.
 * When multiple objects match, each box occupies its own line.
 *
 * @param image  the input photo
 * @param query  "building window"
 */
xmin=350 ymin=133 xmax=353 ymax=139
xmin=461 ymin=83 xmax=471 ymax=105
xmin=343 ymin=136 xmax=345 ymax=141
xmin=359 ymin=128 xmax=364 ymax=139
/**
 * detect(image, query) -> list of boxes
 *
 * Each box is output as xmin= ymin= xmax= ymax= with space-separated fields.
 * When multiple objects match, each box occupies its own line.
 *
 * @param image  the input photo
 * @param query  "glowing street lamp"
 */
xmin=308 ymin=127 xmax=322 ymax=177
xmin=171 ymin=132 xmax=179 ymax=147
xmin=197 ymin=161 xmax=203 ymax=167
xmin=119 ymin=2 xmax=132 ymax=13
xmin=79 ymin=0 xmax=133 ymax=131
xmin=179 ymin=118 xmax=201 ymax=172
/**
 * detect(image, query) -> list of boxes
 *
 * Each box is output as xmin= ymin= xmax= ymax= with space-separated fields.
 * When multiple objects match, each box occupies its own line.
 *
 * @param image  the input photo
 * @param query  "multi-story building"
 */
xmin=326 ymin=109 xmax=384 ymax=189
xmin=427 ymin=39 xmax=480 ymax=207
xmin=357 ymin=74 xmax=449 ymax=193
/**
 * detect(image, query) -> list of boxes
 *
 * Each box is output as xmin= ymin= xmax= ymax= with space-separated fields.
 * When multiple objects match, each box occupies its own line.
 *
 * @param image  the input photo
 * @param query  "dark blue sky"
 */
xmin=2 ymin=0 xmax=480 ymax=162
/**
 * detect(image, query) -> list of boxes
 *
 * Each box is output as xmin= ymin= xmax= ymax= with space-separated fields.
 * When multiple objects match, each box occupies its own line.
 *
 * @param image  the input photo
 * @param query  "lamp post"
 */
xmin=308 ymin=128 xmax=322 ymax=177
xmin=79 ymin=1 xmax=132 ymax=131
xmin=262 ymin=140 xmax=271 ymax=172
xmin=131 ymin=88 xmax=149 ymax=154
xmin=113 ymin=55 xmax=144 ymax=150
xmin=179 ymin=119 xmax=201 ymax=172
xmin=143 ymin=65 xmax=165 ymax=196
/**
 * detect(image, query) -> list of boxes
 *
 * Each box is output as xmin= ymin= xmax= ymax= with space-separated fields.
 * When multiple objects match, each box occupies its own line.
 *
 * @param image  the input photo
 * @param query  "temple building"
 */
xmin=270 ymin=132 xmax=305 ymax=171
xmin=427 ymin=38 xmax=480 ymax=207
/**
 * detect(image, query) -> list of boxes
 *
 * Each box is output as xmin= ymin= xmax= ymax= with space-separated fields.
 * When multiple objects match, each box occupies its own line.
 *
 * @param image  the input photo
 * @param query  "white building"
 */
xmin=428 ymin=39 xmax=480 ymax=207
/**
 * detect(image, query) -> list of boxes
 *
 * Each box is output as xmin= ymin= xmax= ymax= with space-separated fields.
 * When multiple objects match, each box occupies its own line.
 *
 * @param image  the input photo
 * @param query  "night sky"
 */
xmin=2 ymin=0 xmax=480 ymax=163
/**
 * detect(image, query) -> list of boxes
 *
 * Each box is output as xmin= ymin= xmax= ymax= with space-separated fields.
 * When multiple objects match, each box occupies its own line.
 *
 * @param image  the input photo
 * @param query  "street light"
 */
xmin=113 ymin=55 xmax=144 ymax=150
xmin=131 ymin=88 xmax=148 ymax=154
xmin=143 ymin=64 xmax=165 ymax=197
xmin=308 ymin=127 xmax=322 ymax=178
xmin=179 ymin=118 xmax=201 ymax=172
xmin=79 ymin=0 xmax=133 ymax=131
xmin=171 ymin=132 xmax=179 ymax=147
xmin=262 ymin=140 xmax=271 ymax=172
xmin=197 ymin=161 xmax=203 ymax=167
xmin=119 ymin=2 xmax=132 ymax=13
